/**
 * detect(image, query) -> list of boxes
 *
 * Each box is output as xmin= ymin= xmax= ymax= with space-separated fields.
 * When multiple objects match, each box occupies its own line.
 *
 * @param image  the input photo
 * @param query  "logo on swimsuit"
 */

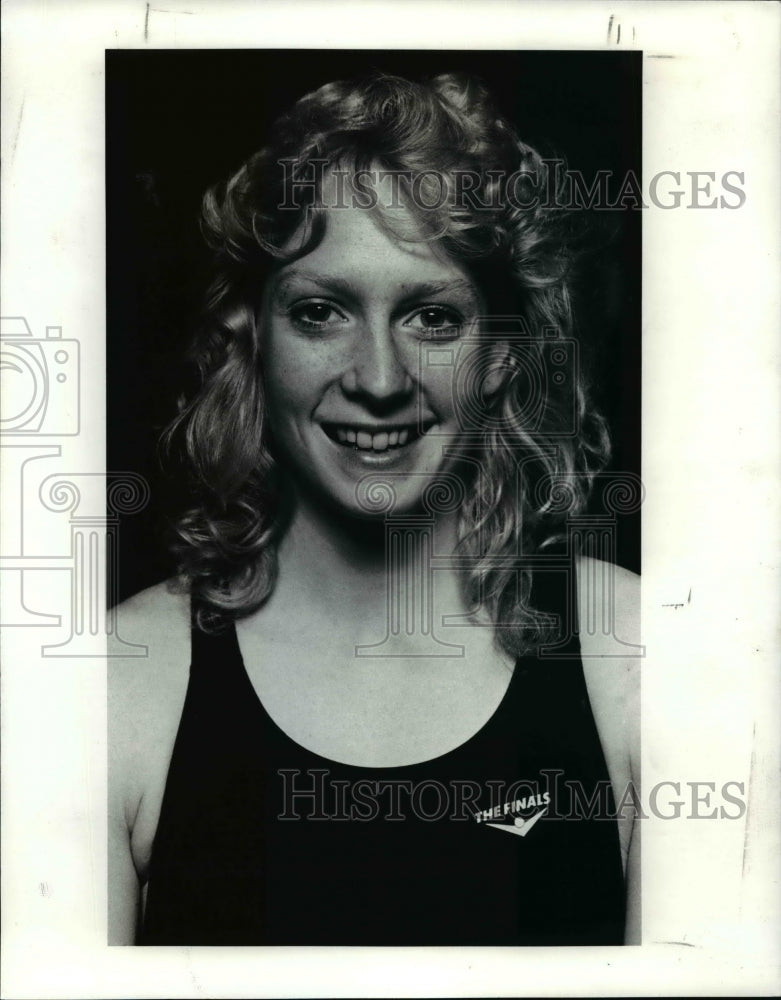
xmin=485 ymin=808 xmax=547 ymax=837
xmin=473 ymin=791 xmax=551 ymax=838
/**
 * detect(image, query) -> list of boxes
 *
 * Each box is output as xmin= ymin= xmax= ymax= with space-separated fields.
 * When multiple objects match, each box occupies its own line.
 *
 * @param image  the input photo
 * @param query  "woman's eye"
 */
xmin=407 ymin=305 xmax=463 ymax=340
xmin=289 ymin=301 xmax=345 ymax=332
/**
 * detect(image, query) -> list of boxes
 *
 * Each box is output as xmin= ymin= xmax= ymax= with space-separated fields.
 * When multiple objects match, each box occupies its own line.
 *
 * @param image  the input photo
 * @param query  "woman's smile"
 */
xmin=320 ymin=420 xmax=433 ymax=453
xmin=261 ymin=175 xmax=484 ymax=515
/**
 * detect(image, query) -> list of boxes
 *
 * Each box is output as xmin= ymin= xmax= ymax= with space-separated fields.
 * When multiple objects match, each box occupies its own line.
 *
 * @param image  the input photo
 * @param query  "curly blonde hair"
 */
xmin=162 ymin=72 xmax=610 ymax=656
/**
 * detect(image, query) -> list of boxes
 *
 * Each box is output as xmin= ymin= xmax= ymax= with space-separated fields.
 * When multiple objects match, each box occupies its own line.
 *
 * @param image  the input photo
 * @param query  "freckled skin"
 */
xmin=261 ymin=192 xmax=486 ymax=518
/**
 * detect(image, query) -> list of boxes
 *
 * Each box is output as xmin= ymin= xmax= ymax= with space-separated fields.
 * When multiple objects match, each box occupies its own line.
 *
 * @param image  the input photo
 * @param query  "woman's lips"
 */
xmin=320 ymin=422 xmax=433 ymax=454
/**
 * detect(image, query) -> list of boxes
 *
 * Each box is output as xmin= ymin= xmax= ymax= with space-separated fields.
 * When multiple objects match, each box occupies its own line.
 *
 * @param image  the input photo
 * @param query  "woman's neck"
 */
xmin=270 ymin=490 xmax=466 ymax=623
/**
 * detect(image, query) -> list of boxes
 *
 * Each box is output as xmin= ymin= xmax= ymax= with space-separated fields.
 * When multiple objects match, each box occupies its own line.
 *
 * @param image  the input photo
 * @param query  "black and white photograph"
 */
xmin=1 ymin=1 xmax=779 ymax=997
xmin=106 ymin=48 xmax=642 ymax=948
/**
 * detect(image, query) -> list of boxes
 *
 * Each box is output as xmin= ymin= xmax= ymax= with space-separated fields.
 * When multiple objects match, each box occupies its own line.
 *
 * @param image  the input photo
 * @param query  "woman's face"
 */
xmin=261 ymin=177 xmax=486 ymax=519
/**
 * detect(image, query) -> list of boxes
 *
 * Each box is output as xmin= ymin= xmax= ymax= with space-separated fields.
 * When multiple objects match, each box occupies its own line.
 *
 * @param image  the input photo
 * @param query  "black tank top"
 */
xmin=141 ymin=562 xmax=626 ymax=946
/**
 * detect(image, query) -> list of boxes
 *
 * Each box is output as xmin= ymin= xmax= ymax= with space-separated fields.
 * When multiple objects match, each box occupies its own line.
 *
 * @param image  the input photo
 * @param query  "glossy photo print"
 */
xmin=4 ymin=2 xmax=780 ymax=997
xmin=106 ymin=49 xmax=642 ymax=947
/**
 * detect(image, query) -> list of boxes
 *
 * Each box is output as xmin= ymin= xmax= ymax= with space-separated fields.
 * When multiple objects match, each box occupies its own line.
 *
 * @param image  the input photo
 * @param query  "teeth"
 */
xmin=326 ymin=424 xmax=426 ymax=452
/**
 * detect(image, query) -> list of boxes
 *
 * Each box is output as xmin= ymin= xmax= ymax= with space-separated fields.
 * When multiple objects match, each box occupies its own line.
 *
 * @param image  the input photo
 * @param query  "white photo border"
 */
xmin=2 ymin=1 xmax=779 ymax=997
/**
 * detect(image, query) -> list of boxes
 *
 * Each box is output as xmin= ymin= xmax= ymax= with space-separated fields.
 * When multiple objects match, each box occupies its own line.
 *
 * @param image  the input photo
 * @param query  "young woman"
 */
xmin=109 ymin=72 xmax=640 ymax=946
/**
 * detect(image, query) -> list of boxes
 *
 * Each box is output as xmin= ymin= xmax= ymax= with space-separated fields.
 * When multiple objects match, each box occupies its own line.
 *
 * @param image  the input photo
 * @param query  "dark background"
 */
xmin=106 ymin=50 xmax=641 ymax=603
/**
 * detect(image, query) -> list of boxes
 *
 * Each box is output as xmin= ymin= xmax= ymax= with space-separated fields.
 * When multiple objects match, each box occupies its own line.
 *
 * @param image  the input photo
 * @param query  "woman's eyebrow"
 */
xmin=397 ymin=278 xmax=480 ymax=303
xmin=272 ymin=270 xmax=479 ymax=303
xmin=271 ymin=270 xmax=361 ymax=299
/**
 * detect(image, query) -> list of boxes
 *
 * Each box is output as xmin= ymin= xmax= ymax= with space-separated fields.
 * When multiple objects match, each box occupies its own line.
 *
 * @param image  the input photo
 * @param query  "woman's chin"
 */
xmin=291 ymin=471 xmax=450 ymax=526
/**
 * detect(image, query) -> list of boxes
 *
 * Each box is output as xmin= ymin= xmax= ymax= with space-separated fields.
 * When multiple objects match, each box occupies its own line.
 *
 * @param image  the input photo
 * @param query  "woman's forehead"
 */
xmin=277 ymin=167 xmax=478 ymax=286
xmin=275 ymin=203 xmax=480 ymax=302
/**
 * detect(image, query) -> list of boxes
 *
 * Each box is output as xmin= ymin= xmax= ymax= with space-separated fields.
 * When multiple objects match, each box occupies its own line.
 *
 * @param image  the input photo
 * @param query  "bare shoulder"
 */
xmin=577 ymin=558 xmax=640 ymax=781
xmin=576 ymin=556 xmax=640 ymax=674
xmin=109 ymin=580 xmax=191 ymax=708
xmin=112 ymin=578 xmax=190 ymax=642
xmin=108 ymin=581 xmax=191 ymax=826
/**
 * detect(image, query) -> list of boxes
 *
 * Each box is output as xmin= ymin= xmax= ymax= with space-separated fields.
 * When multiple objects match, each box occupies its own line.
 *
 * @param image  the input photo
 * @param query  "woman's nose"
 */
xmin=340 ymin=325 xmax=413 ymax=408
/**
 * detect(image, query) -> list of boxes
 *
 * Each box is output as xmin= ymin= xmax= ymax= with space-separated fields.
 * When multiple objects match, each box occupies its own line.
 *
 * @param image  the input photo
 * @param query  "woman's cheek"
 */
xmin=421 ymin=368 xmax=457 ymax=425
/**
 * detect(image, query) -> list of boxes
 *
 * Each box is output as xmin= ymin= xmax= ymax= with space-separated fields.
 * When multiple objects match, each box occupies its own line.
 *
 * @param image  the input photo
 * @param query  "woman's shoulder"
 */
xmin=576 ymin=556 xmax=640 ymax=651
xmin=576 ymin=557 xmax=640 ymax=781
xmin=109 ymin=580 xmax=190 ymax=688
xmin=112 ymin=577 xmax=190 ymax=642
xmin=109 ymin=576 xmax=191 ymax=697
xmin=109 ymin=581 xmax=193 ymax=886
xmin=108 ymin=581 xmax=192 ymax=800
xmin=110 ymin=578 xmax=190 ymax=663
